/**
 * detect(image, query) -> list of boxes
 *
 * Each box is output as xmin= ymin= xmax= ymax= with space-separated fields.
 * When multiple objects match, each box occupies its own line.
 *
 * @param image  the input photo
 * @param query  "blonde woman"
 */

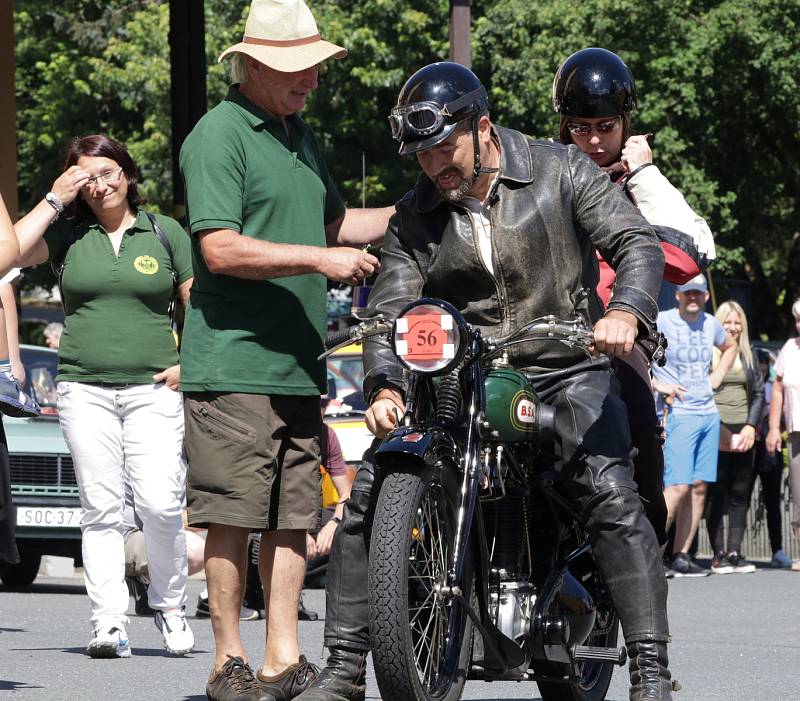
xmin=707 ymin=301 xmax=764 ymax=573
xmin=766 ymin=299 xmax=800 ymax=571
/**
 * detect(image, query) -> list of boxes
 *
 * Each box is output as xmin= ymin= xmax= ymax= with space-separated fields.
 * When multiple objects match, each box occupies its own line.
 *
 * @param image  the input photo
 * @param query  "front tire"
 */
xmin=369 ymin=467 xmax=472 ymax=701
xmin=0 ymin=550 xmax=41 ymax=587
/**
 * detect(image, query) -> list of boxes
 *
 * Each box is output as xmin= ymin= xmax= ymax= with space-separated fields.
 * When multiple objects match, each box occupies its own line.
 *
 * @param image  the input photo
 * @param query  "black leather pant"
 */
xmin=615 ymin=346 xmax=669 ymax=546
xmin=323 ymin=367 xmax=669 ymax=650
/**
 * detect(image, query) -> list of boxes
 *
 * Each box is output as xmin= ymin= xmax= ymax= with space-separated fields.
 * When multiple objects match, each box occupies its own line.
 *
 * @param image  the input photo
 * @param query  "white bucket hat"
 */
xmin=219 ymin=0 xmax=347 ymax=72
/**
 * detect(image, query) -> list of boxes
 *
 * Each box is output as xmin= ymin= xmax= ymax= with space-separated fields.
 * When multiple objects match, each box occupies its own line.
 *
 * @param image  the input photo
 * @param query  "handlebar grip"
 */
xmin=525 ymin=354 xmax=612 ymax=385
xmin=325 ymin=327 xmax=354 ymax=350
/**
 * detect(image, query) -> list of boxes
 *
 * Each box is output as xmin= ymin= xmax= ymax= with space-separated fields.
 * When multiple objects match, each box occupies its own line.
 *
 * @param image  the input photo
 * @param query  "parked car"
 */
xmin=320 ymin=343 xmax=372 ymax=506
xmin=1 ymin=343 xmax=373 ymax=587
xmin=1 ymin=344 xmax=79 ymax=586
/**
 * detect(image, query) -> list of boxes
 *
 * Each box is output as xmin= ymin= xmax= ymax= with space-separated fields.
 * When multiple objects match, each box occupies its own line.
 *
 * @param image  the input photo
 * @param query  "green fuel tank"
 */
xmin=483 ymin=367 xmax=542 ymax=442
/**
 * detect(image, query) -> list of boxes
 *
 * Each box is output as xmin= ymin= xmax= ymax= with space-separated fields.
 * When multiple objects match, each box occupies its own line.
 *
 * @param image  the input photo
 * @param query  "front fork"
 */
xmin=440 ymin=361 xmax=484 ymax=675
xmin=448 ymin=358 xmax=484 ymax=590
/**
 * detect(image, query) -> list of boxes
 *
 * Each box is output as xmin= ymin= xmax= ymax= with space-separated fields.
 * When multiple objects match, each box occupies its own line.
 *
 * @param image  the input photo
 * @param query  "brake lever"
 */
xmin=317 ymin=315 xmax=391 ymax=360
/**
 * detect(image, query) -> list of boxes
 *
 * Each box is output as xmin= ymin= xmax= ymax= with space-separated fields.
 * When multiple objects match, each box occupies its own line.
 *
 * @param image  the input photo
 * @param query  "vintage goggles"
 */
xmin=388 ymin=86 xmax=488 ymax=143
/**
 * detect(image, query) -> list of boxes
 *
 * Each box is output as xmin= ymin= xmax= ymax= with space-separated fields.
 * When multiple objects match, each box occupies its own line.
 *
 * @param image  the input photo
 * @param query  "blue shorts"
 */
xmin=663 ymin=412 xmax=720 ymax=485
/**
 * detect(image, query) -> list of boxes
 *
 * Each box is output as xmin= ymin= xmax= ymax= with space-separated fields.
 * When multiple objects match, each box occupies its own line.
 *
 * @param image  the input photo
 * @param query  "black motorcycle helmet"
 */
xmin=552 ymin=47 xmax=636 ymax=118
xmin=389 ymin=62 xmax=494 ymax=181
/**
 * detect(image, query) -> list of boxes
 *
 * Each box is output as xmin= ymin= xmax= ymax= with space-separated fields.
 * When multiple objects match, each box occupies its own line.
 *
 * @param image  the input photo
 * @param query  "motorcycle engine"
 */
xmin=488 ymin=575 xmax=536 ymax=644
xmin=484 ymin=494 xmax=537 ymax=644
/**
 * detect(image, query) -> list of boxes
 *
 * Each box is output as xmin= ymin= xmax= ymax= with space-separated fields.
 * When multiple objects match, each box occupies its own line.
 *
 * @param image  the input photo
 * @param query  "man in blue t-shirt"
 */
xmin=652 ymin=275 xmax=737 ymax=576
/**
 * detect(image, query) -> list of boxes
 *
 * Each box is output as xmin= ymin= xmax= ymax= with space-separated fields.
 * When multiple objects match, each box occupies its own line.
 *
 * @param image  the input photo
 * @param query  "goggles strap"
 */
xmin=442 ymin=86 xmax=488 ymax=118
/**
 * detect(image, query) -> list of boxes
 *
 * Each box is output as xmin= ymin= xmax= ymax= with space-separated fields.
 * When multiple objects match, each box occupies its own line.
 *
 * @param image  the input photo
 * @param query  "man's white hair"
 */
xmin=230 ymin=52 xmax=250 ymax=85
xmin=792 ymin=298 xmax=800 ymax=320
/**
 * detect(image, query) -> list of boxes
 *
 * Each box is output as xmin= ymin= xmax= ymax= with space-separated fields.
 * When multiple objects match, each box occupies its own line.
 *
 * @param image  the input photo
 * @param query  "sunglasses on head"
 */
xmin=566 ymin=118 xmax=621 ymax=136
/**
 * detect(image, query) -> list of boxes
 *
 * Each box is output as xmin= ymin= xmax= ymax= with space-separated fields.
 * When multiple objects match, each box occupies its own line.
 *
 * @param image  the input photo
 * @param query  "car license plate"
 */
xmin=16 ymin=507 xmax=82 ymax=528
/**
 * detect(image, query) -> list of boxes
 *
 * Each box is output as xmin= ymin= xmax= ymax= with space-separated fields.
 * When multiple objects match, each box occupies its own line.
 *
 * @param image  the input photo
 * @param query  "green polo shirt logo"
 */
xmin=134 ymin=255 xmax=159 ymax=275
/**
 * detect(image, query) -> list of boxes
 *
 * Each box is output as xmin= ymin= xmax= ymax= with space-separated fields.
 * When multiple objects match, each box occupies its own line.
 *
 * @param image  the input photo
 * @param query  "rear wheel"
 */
xmin=534 ymin=601 xmax=620 ymax=701
xmin=0 ymin=550 xmax=41 ymax=587
xmin=369 ymin=467 xmax=473 ymax=701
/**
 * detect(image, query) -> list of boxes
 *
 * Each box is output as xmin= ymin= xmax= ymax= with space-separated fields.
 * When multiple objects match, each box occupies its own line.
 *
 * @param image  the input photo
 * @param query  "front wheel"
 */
xmin=369 ymin=467 xmax=472 ymax=701
xmin=534 ymin=601 xmax=620 ymax=701
xmin=0 ymin=550 xmax=41 ymax=587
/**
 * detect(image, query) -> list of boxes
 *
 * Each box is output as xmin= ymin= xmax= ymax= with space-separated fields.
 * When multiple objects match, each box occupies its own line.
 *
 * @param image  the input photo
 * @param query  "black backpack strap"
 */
xmin=50 ymin=219 xmax=80 ymax=308
xmin=144 ymin=211 xmax=179 ymax=325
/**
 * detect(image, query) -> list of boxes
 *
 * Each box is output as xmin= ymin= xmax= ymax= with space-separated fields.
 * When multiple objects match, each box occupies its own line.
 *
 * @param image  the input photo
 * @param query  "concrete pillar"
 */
xmin=449 ymin=0 xmax=471 ymax=68
xmin=0 ymin=0 xmax=18 ymax=219
xmin=169 ymin=0 xmax=206 ymax=220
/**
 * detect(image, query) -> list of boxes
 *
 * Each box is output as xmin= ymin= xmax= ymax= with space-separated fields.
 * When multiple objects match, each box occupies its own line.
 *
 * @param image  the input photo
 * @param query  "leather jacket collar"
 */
xmin=416 ymin=126 xmax=534 ymax=213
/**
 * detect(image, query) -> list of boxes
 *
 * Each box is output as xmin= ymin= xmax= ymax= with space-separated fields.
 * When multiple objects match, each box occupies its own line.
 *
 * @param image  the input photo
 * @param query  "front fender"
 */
xmin=375 ymin=426 xmax=460 ymax=474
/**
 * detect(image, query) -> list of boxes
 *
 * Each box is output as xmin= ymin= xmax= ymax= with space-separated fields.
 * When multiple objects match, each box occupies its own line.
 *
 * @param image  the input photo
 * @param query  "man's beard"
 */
xmin=435 ymin=168 xmax=472 ymax=202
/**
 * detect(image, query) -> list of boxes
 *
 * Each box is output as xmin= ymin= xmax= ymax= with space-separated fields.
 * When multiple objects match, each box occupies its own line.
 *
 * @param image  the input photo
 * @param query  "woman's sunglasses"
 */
xmin=566 ymin=118 xmax=621 ymax=137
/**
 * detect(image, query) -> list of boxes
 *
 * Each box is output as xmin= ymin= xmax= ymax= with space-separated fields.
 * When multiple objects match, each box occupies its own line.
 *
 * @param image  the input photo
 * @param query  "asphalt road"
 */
xmin=1 ymin=562 xmax=799 ymax=700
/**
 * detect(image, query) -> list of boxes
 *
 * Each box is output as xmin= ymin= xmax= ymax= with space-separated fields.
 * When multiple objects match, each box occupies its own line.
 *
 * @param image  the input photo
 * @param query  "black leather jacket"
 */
xmin=363 ymin=126 xmax=664 ymax=401
xmin=723 ymin=356 xmax=765 ymax=429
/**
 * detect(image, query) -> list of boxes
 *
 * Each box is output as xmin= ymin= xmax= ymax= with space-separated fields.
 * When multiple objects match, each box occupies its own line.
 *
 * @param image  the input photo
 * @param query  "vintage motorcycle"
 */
xmin=323 ymin=297 xmax=630 ymax=701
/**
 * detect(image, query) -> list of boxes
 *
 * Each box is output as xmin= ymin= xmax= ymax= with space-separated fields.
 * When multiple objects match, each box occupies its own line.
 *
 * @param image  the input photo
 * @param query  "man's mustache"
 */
xmin=435 ymin=167 xmax=462 ymax=180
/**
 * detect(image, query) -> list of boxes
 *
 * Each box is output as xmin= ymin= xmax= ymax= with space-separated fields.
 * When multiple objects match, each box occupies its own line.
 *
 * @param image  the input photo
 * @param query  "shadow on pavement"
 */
xmin=0 ymin=680 xmax=44 ymax=691
xmin=12 ymin=646 xmax=208 ymax=658
xmin=0 ymin=582 xmax=86 ymax=595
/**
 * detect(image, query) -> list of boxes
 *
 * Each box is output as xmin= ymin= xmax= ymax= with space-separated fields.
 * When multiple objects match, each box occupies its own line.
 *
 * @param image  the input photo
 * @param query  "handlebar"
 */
xmin=324 ymin=327 xmax=355 ymax=350
xmin=483 ymin=317 xmax=594 ymax=359
xmin=318 ymin=315 xmax=392 ymax=360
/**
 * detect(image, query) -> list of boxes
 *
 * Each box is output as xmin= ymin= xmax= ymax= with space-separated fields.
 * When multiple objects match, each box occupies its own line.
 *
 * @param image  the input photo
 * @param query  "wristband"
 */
xmin=337 ymin=499 xmax=348 ymax=504
xmin=45 ymin=192 xmax=64 ymax=218
xmin=625 ymin=162 xmax=656 ymax=181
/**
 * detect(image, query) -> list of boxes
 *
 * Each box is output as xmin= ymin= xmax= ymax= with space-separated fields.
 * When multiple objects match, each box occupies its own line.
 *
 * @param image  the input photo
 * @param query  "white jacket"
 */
xmin=626 ymin=164 xmax=716 ymax=262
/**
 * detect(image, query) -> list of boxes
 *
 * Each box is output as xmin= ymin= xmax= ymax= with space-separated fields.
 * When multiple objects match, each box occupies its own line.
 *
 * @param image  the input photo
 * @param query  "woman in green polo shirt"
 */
xmin=14 ymin=135 xmax=195 ymax=659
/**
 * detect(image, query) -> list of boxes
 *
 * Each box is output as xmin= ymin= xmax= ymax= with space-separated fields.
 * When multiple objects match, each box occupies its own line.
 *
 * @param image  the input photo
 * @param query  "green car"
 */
xmin=1 ymin=344 xmax=80 ymax=586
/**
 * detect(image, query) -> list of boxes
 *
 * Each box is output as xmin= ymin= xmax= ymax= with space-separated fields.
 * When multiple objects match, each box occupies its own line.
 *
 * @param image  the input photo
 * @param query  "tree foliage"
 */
xmin=13 ymin=0 xmax=800 ymax=337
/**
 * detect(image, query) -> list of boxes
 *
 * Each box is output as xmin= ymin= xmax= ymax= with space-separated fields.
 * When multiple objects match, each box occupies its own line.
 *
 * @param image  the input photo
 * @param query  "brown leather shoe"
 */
xmin=206 ymin=655 xmax=274 ymax=701
xmin=257 ymin=656 xmax=319 ymax=700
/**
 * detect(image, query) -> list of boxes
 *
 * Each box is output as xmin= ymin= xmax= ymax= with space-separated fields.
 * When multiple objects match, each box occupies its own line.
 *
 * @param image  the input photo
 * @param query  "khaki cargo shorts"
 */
xmin=184 ymin=392 xmax=322 ymax=531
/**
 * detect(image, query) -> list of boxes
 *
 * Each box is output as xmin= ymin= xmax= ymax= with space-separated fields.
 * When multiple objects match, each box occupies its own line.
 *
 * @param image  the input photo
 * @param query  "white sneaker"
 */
xmin=154 ymin=607 xmax=194 ymax=655
xmin=87 ymin=626 xmax=131 ymax=658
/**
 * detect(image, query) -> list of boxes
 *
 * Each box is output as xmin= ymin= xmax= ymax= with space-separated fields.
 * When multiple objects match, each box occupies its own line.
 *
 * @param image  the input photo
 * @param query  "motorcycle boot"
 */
xmin=546 ymin=369 xmax=671 ymax=644
xmin=293 ymin=647 xmax=367 ymax=701
xmin=322 ymin=454 xmax=378 ymax=652
xmin=627 ymin=640 xmax=673 ymax=700
xmin=298 ymin=452 xmax=379 ymax=701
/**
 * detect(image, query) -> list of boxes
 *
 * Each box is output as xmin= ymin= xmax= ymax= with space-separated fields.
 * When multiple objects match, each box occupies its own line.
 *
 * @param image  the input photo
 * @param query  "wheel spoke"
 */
xmin=409 ymin=588 xmax=436 ymax=627
xmin=406 ymin=487 xmax=457 ymax=693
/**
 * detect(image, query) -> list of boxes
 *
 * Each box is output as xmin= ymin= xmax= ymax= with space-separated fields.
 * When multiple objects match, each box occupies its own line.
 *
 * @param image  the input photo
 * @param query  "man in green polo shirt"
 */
xmin=179 ymin=2 xmax=392 ymax=700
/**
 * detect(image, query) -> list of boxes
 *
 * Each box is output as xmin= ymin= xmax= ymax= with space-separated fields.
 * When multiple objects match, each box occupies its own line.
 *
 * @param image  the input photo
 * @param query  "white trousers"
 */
xmin=57 ymin=381 xmax=188 ymax=628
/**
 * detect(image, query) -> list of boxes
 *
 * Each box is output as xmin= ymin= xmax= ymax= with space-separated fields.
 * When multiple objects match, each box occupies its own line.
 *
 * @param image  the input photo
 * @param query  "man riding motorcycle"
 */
xmin=297 ymin=62 xmax=673 ymax=701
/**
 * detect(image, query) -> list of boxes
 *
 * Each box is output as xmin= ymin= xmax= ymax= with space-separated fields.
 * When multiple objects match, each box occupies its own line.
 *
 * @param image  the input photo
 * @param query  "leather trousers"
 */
xmin=324 ymin=367 xmax=669 ymax=650
xmin=323 ymin=444 xmax=378 ymax=651
xmin=614 ymin=346 xmax=669 ymax=546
